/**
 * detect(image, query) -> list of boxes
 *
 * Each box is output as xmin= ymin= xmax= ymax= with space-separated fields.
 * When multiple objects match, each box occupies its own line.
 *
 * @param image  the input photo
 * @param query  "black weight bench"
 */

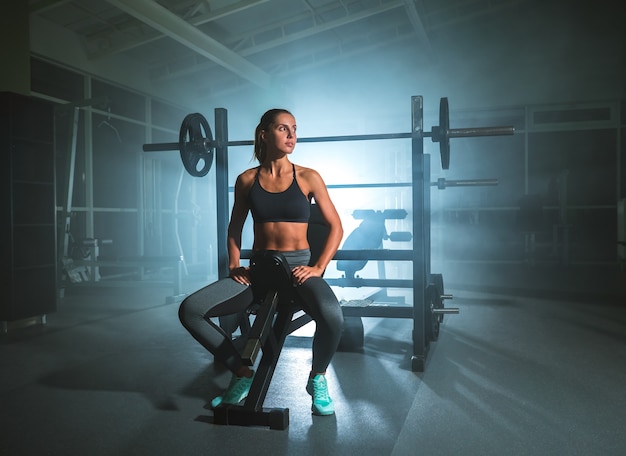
xmin=212 ymin=250 xmax=312 ymax=430
xmin=212 ymin=204 xmax=329 ymax=429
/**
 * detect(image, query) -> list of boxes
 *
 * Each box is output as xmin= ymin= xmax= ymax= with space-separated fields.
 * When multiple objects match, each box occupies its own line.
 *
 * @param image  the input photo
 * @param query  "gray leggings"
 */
xmin=178 ymin=250 xmax=344 ymax=374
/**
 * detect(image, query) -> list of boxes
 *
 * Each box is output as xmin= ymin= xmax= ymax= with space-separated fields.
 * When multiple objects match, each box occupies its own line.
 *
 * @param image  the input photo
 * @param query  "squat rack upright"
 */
xmin=143 ymin=94 xmax=513 ymax=372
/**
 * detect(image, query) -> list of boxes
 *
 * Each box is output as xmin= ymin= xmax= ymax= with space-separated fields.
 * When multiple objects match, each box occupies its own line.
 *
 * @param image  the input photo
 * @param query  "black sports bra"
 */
xmin=248 ymin=164 xmax=311 ymax=223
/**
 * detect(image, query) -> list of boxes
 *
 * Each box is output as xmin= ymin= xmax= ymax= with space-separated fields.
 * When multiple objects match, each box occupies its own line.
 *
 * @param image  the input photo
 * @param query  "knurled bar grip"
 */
xmin=448 ymin=126 xmax=514 ymax=138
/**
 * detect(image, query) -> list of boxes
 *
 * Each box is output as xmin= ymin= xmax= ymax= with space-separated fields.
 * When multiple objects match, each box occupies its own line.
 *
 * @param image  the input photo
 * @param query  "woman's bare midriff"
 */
xmin=253 ymin=222 xmax=310 ymax=251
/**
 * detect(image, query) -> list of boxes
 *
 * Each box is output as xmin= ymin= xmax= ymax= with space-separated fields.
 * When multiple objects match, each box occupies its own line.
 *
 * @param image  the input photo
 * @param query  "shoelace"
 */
xmin=225 ymin=376 xmax=251 ymax=399
xmin=311 ymin=377 xmax=329 ymax=401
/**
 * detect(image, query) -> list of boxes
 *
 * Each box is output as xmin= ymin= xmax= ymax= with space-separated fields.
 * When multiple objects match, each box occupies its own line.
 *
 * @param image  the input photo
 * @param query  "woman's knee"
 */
xmin=300 ymin=278 xmax=343 ymax=329
xmin=178 ymin=292 xmax=210 ymax=327
xmin=178 ymin=296 xmax=197 ymax=327
xmin=324 ymin=301 xmax=344 ymax=334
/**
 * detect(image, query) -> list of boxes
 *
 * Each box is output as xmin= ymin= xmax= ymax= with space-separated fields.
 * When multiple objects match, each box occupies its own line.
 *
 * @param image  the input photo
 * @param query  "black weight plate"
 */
xmin=430 ymin=273 xmax=445 ymax=323
xmin=439 ymin=97 xmax=450 ymax=170
xmin=179 ymin=113 xmax=214 ymax=177
xmin=425 ymin=284 xmax=441 ymax=342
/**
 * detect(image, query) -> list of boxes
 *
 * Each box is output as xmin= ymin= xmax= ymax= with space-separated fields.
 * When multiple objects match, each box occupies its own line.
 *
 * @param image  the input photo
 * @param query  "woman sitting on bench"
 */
xmin=179 ymin=108 xmax=344 ymax=416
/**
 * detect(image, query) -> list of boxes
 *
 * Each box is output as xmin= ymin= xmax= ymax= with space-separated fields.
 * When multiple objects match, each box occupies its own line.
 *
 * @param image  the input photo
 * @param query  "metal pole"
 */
xmin=60 ymin=106 xmax=80 ymax=258
xmin=410 ymin=95 xmax=429 ymax=372
xmin=214 ymin=108 xmax=230 ymax=279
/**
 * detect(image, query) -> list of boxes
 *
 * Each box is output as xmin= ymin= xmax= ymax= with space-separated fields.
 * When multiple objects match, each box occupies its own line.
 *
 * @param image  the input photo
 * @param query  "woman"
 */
xmin=179 ymin=108 xmax=344 ymax=416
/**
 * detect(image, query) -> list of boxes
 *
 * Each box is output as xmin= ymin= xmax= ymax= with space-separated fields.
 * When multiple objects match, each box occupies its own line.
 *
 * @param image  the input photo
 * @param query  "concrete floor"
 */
xmin=1 ymin=263 xmax=625 ymax=456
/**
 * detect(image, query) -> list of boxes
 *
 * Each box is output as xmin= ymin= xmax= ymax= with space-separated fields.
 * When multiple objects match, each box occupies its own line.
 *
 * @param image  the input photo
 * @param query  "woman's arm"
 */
xmin=292 ymin=168 xmax=343 ymax=284
xmin=227 ymin=173 xmax=252 ymax=284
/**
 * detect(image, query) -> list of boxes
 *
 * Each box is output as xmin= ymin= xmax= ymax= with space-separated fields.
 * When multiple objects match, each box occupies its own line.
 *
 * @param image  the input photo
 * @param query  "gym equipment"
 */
xmin=147 ymin=96 xmax=514 ymax=374
xmin=55 ymin=99 xmax=186 ymax=303
xmin=334 ymin=209 xmax=413 ymax=351
xmin=143 ymin=97 xmax=514 ymax=172
xmin=211 ymin=205 xmax=333 ymax=429
xmin=179 ymin=112 xmax=214 ymax=177
xmin=213 ymin=251 xmax=296 ymax=430
xmin=432 ymin=178 xmax=498 ymax=189
xmin=337 ymin=209 xmax=412 ymax=280
xmin=426 ymin=273 xmax=457 ymax=342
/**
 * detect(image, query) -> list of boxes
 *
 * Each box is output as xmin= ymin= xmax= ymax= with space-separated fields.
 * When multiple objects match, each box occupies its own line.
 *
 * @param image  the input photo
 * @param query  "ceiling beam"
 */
xmin=29 ymin=0 xmax=72 ymax=14
xmin=401 ymin=0 xmax=431 ymax=52
xmin=105 ymin=0 xmax=271 ymax=88
xmin=236 ymin=0 xmax=404 ymax=56
xmin=153 ymin=0 xmax=406 ymax=82
xmin=90 ymin=0 xmax=269 ymax=59
xmin=197 ymin=21 xmax=416 ymax=100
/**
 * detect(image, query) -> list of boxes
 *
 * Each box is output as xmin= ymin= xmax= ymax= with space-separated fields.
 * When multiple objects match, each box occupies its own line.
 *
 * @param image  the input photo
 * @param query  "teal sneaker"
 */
xmin=211 ymin=371 xmax=254 ymax=409
xmin=306 ymin=374 xmax=334 ymax=416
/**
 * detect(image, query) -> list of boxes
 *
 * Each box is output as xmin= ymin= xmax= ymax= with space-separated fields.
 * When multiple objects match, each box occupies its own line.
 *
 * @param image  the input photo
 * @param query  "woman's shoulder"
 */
xmin=294 ymin=163 xmax=321 ymax=180
xmin=294 ymin=164 xmax=326 ymax=194
xmin=234 ymin=166 xmax=259 ymax=190
xmin=237 ymin=166 xmax=259 ymax=180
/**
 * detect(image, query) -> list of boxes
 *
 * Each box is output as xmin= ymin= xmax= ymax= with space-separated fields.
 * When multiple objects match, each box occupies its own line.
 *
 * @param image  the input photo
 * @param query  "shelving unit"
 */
xmin=1 ymin=92 xmax=57 ymax=331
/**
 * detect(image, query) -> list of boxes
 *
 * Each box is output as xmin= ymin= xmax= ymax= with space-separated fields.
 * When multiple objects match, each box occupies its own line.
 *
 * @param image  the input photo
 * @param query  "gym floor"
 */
xmin=1 ymin=263 xmax=625 ymax=456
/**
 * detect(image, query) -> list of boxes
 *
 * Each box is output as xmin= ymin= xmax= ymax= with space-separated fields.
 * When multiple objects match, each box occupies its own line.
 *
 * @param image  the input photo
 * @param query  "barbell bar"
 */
xmin=432 ymin=308 xmax=460 ymax=315
xmin=432 ymin=178 xmax=499 ymax=189
xmin=142 ymin=97 xmax=515 ymax=177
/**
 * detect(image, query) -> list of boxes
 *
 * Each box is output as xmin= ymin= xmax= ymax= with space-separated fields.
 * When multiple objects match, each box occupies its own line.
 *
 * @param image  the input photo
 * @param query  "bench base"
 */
xmin=213 ymin=404 xmax=289 ymax=430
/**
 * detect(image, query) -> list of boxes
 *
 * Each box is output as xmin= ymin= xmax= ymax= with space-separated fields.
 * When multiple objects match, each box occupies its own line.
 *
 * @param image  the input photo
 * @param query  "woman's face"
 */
xmin=262 ymin=113 xmax=297 ymax=156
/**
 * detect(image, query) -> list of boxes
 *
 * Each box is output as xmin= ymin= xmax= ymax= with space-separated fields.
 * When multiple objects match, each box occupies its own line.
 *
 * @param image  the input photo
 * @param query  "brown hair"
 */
xmin=253 ymin=108 xmax=293 ymax=164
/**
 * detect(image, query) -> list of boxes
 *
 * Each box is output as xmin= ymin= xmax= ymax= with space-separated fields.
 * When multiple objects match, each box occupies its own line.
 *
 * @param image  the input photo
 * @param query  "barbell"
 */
xmin=142 ymin=97 xmax=515 ymax=177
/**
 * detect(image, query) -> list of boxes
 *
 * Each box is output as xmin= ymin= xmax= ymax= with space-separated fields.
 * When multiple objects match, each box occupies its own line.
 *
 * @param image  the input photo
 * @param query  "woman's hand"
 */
xmin=229 ymin=266 xmax=251 ymax=285
xmin=291 ymin=265 xmax=324 ymax=286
